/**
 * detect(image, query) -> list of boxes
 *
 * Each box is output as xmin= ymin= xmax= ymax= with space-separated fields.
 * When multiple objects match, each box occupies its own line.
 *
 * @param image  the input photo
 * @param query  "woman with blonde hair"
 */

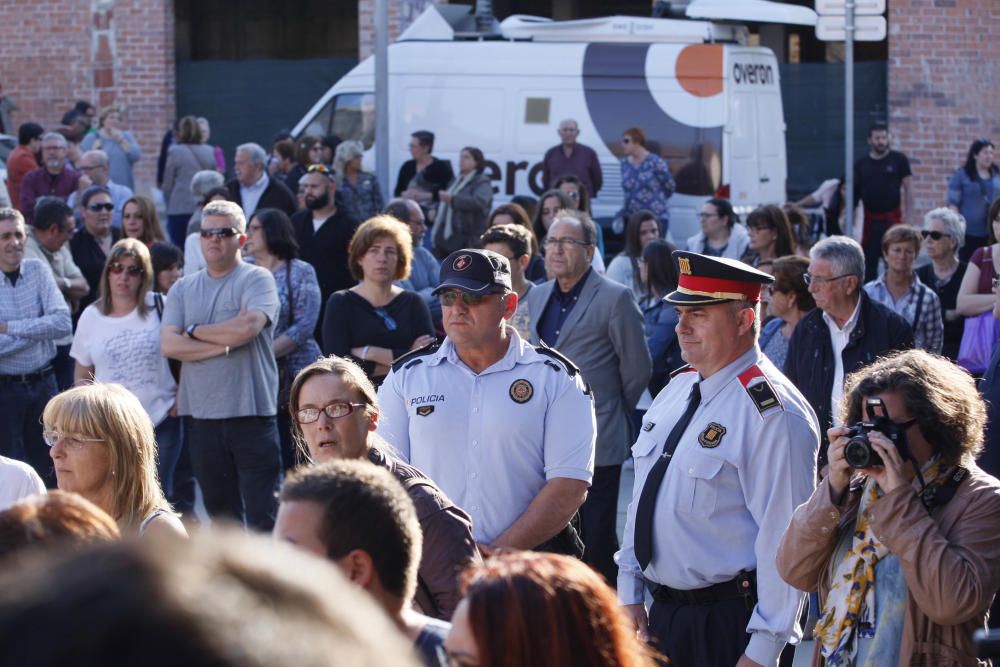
xmin=43 ymin=383 xmax=186 ymax=537
xmin=121 ymin=195 xmax=166 ymax=247
xmin=335 ymin=140 xmax=384 ymax=222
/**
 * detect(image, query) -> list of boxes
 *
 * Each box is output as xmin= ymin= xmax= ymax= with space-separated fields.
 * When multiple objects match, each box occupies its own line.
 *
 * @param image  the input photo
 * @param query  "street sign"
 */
xmin=816 ymin=15 xmax=887 ymax=41
xmin=815 ymin=0 xmax=885 ymax=15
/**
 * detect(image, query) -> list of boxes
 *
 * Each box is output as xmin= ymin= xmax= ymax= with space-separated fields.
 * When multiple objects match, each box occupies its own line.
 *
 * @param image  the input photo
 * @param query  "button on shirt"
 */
xmin=822 ymin=298 xmax=861 ymax=426
xmin=377 ymin=329 xmax=596 ymax=544
xmin=239 ymin=172 xmax=270 ymax=218
xmin=537 ymin=267 xmax=591 ymax=346
xmin=616 ymin=347 xmax=819 ymax=666
xmin=0 ymin=259 xmax=72 ymax=374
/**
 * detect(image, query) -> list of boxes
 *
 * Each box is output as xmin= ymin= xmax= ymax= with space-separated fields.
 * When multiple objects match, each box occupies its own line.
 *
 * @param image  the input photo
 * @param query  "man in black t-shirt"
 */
xmin=854 ymin=124 xmax=914 ymax=279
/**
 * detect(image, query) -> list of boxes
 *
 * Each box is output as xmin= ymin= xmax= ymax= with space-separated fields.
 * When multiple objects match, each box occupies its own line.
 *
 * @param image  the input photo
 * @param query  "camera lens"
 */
xmin=844 ymin=436 xmax=882 ymax=468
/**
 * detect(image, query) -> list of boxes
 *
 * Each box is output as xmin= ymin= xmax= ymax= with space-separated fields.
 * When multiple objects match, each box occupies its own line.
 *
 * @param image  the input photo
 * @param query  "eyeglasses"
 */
xmin=920 ymin=230 xmax=951 ymax=241
xmin=42 ymin=430 xmax=105 ymax=449
xmin=438 ymin=290 xmax=498 ymax=307
xmin=87 ymin=203 xmax=114 ymax=212
xmin=622 ymin=138 xmax=632 ymax=144
xmin=803 ymin=272 xmax=853 ymax=287
xmin=295 ymin=401 xmax=367 ymax=424
xmin=698 ymin=212 xmax=719 ymax=220
xmin=108 ymin=262 xmax=144 ymax=277
xmin=200 ymin=227 xmax=239 ymax=239
xmin=543 ymin=237 xmax=591 ymax=250
xmin=748 ymin=224 xmax=774 ymax=232
xmin=565 ymin=191 xmax=579 ymax=200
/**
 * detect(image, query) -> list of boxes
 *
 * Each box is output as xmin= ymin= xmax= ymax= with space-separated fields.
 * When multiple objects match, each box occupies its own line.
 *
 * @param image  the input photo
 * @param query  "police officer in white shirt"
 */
xmin=377 ymin=248 xmax=596 ymax=552
xmin=616 ymin=250 xmax=819 ymax=667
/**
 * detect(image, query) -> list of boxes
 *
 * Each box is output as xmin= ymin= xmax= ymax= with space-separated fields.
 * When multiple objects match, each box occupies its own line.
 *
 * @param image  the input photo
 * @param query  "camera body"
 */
xmin=843 ymin=397 xmax=910 ymax=468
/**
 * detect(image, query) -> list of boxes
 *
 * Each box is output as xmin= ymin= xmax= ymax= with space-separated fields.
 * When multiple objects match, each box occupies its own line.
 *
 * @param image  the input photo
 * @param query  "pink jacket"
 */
xmin=777 ymin=463 xmax=1000 ymax=666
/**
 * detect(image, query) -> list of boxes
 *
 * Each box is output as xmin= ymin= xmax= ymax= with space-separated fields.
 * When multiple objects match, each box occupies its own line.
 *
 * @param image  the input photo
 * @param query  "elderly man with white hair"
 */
xmin=225 ymin=142 xmax=296 ymax=218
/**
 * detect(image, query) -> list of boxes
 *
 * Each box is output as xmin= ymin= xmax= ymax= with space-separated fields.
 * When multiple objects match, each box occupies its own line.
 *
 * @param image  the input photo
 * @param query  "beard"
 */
xmin=305 ymin=191 xmax=330 ymax=210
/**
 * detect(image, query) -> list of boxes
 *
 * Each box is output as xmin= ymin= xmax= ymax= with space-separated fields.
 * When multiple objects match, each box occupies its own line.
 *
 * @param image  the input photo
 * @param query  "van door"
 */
xmin=755 ymin=88 xmax=786 ymax=205
xmin=727 ymin=88 xmax=759 ymax=206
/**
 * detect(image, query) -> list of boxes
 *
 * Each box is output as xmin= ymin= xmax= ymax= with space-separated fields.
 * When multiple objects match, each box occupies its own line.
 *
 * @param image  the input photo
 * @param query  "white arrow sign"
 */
xmin=816 ymin=14 xmax=887 ymax=41
xmin=815 ymin=0 xmax=885 ymax=15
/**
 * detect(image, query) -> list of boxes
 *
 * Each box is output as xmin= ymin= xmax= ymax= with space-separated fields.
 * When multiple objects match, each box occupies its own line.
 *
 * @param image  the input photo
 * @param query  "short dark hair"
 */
xmin=551 ymin=208 xmax=597 ymax=247
xmin=706 ymin=197 xmax=737 ymax=228
xmin=273 ymin=139 xmax=296 ymax=162
xmin=60 ymin=109 xmax=81 ymax=126
xmin=279 ymin=461 xmax=421 ymax=602
xmin=17 ymin=122 xmax=44 ymax=146
xmin=771 ymin=255 xmax=814 ymax=313
xmin=553 ymin=175 xmax=591 ymax=215
xmin=510 ymin=195 xmax=538 ymax=222
xmin=746 ymin=204 xmax=795 ymax=257
xmin=382 ymin=199 xmax=413 ymax=224
xmin=868 ymin=123 xmax=889 ymax=137
xmin=80 ymin=185 xmax=112 ymax=208
xmin=73 ymin=101 xmax=95 ymax=115
xmin=481 ymin=223 xmax=531 ymax=259
xmin=250 ymin=208 xmax=299 ymax=261
xmin=411 ymin=130 xmax=434 ymax=152
xmin=150 ymin=241 xmax=183 ymax=287
xmin=32 ymin=198 xmax=73 ymax=232
xmin=965 ymin=138 xmax=999 ymax=181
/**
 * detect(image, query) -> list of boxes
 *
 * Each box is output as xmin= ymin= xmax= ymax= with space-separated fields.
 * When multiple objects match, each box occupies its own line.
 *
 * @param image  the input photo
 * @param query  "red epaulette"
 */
xmin=737 ymin=365 xmax=784 ymax=417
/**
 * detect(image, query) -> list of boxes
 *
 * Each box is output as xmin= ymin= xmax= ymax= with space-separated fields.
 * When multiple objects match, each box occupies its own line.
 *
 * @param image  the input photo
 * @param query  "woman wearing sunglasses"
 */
xmin=618 ymin=126 xmax=675 ymax=238
xmin=69 ymin=185 xmax=121 ymax=314
xmin=322 ymin=216 xmax=435 ymax=385
xmin=43 ymin=383 xmax=186 ymax=538
xmin=915 ymin=207 xmax=968 ymax=360
xmin=69 ymin=239 xmax=182 ymax=503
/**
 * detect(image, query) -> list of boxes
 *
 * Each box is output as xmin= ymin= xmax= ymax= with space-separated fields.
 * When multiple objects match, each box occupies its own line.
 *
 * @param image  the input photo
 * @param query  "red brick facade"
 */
xmin=359 ymin=0 xmax=443 ymax=59
xmin=2 ymin=0 xmax=175 ymax=193
xmin=888 ymin=0 xmax=1000 ymax=215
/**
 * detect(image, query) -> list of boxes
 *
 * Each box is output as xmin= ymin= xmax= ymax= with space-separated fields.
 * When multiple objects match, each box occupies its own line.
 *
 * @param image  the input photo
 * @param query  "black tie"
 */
xmin=634 ymin=382 xmax=701 ymax=571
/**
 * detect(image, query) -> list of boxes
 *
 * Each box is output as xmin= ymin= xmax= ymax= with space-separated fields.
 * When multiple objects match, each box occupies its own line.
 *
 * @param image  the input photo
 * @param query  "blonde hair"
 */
xmin=42 ymin=384 xmax=174 ymax=532
xmin=348 ymin=215 xmax=413 ymax=281
xmin=97 ymin=239 xmax=153 ymax=318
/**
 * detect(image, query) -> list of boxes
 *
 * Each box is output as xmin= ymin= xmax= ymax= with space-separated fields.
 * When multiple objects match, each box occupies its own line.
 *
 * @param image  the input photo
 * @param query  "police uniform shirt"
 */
xmin=616 ymin=346 xmax=819 ymax=666
xmin=377 ymin=329 xmax=596 ymax=544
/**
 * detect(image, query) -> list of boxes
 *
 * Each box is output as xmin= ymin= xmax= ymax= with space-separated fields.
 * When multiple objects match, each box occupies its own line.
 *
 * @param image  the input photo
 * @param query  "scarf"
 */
xmin=437 ymin=171 xmax=476 ymax=243
xmin=814 ymin=456 xmax=945 ymax=666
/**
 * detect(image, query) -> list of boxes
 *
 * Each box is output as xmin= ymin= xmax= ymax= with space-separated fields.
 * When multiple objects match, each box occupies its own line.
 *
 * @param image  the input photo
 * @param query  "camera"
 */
xmin=843 ymin=397 xmax=910 ymax=468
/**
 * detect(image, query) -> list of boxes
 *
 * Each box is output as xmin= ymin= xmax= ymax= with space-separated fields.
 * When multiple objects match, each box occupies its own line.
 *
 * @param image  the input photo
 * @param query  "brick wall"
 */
xmin=0 ymin=0 xmax=175 ymax=195
xmin=359 ymin=0 xmax=444 ymax=59
xmin=888 ymin=0 xmax=1000 ymax=216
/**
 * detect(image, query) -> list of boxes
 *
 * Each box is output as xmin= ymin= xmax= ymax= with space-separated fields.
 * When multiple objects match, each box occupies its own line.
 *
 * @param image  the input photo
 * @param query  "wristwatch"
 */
xmin=185 ymin=324 xmax=199 ymax=339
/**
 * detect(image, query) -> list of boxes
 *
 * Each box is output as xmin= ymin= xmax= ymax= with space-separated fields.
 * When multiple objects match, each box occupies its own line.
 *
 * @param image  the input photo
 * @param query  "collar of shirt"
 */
xmin=554 ymin=267 xmax=592 ymax=304
xmin=868 ymin=274 xmax=918 ymax=302
xmin=696 ymin=345 xmax=760 ymax=405
xmin=436 ymin=329 xmax=526 ymax=375
xmin=2 ymin=266 xmax=20 ymax=286
xmin=242 ymin=171 xmax=268 ymax=194
xmin=26 ymin=232 xmax=53 ymax=260
xmin=821 ymin=295 xmax=862 ymax=335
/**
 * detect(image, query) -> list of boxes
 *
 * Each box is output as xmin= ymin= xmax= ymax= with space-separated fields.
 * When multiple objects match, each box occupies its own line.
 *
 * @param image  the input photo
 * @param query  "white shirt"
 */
xmin=377 ymin=329 xmax=596 ymax=543
xmin=0 ymin=456 xmax=46 ymax=511
xmin=313 ymin=217 xmax=327 ymax=234
xmin=239 ymin=172 xmax=269 ymax=218
xmin=822 ymin=297 xmax=862 ymax=425
xmin=616 ymin=347 xmax=819 ymax=666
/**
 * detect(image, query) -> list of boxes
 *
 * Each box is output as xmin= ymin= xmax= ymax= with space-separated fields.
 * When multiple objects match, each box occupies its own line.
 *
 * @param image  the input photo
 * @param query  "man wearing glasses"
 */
xmin=784 ymin=235 xmax=913 ymax=467
xmin=161 ymin=200 xmax=282 ymax=530
xmin=525 ymin=209 xmax=651 ymax=585
xmin=18 ymin=132 xmax=80 ymax=225
xmin=377 ymin=248 xmax=596 ymax=557
xmin=66 ymin=150 xmax=133 ymax=229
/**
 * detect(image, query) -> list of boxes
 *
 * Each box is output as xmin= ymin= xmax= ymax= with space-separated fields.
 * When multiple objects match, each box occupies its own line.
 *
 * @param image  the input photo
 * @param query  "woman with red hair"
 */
xmin=445 ymin=551 xmax=656 ymax=667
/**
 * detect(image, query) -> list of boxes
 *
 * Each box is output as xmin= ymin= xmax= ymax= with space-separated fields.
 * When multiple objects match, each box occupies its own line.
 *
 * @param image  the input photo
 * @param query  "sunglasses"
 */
xmin=87 ymin=203 xmax=114 ymax=212
xmin=373 ymin=307 xmax=398 ymax=332
xmin=920 ymin=230 xmax=951 ymax=240
xmin=108 ymin=262 xmax=144 ymax=277
xmin=438 ymin=290 xmax=498 ymax=307
xmin=200 ymin=227 xmax=239 ymax=239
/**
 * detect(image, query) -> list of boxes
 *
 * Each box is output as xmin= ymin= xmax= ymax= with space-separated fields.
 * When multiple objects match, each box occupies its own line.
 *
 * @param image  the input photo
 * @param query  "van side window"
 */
xmin=302 ymin=93 xmax=375 ymax=149
xmin=524 ymin=98 xmax=550 ymax=124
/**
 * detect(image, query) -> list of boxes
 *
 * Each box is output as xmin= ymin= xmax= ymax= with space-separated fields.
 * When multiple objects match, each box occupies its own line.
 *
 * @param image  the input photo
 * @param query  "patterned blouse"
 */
xmin=339 ymin=171 xmax=385 ymax=223
xmin=620 ymin=153 xmax=676 ymax=231
xmin=273 ymin=259 xmax=323 ymax=376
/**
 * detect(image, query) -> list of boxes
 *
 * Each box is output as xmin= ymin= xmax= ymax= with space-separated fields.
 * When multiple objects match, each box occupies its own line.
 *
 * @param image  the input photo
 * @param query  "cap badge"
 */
xmin=453 ymin=254 xmax=472 ymax=271
xmin=698 ymin=422 xmax=726 ymax=448
xmin=509 ymin=379 xmax=534 ymax=404
xmin=678 ymin=257 xmax=692 ymax=275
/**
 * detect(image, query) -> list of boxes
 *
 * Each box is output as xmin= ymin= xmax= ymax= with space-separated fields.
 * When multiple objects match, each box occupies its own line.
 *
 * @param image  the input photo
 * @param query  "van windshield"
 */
xmin=300 ymin=92 xmax=374 ymax=148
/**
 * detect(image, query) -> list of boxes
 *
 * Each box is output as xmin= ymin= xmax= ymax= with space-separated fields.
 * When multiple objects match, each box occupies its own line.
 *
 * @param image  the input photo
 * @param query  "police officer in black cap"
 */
xmin=615 ymin=250 xmax=820 ymax=667
xmin=376 ymin=249 xmax=596 ymax=554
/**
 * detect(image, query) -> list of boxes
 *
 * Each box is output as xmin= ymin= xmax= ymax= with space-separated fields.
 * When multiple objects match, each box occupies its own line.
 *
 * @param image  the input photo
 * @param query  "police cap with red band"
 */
xmin=665 ymin=250 xmax=774 ymax=305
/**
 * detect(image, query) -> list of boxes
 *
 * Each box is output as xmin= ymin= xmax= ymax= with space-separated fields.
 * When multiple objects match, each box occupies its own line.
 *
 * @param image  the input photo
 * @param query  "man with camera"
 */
xmin=616 ymin=250 xmax=820 ymax=667
xmin=778 ymin=349 xmax=1000 ymax=665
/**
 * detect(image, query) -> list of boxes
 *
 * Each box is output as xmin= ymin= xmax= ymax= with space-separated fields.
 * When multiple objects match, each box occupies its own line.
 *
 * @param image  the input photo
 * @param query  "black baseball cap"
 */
xmin=433 ymin=249 xmax=512 ymax=295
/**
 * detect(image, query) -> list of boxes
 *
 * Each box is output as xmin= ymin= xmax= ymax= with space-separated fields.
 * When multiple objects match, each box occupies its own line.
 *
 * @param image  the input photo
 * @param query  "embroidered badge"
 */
xmin=453 ymin=254 xmax=472 ymax=271
xmin=642 ymin=422 xmax=655 ymax=432
xmin=698 ymin=422 xmax=726 ymax=448
xmin=509 ymin=379 xmax=534 ymax=404
xmin=416 ymin=405 xmax=434 ymax=417
xmin=678 ymin=257 xmax=692 ymax=275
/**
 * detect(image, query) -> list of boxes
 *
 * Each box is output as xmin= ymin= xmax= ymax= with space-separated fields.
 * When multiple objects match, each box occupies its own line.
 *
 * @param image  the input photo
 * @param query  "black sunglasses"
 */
xmin=920 ymin=230 xmax=951 ymax=240
xmin=108 ymin=262 xmax=144 ymax=277
xmin=87 ymin=203 xmax=114 ymax=212
xmin=200 ymin=227 xmax=239 ymax=239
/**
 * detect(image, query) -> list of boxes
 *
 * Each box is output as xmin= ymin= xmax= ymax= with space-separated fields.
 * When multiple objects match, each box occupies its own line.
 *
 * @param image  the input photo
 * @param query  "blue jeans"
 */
xmin=185 ymin=415 xmax=281 ymax=531
xmin=0 ymin=371 xmax=58 ymax=486
xmin=154 ymin=415 xmax=182 ymax=499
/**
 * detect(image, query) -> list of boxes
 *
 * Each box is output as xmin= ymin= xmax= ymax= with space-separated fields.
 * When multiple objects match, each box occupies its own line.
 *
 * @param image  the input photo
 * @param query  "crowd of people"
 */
xmin=2 ymin=104 xmax=1000 ymax=667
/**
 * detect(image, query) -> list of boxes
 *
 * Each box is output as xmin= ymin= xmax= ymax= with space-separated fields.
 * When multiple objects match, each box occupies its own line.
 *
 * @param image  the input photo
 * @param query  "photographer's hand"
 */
xmin=826 ymin=426 xmax=853 ymax=500
xmin=864 ymin=431 xmax=908 ymax=493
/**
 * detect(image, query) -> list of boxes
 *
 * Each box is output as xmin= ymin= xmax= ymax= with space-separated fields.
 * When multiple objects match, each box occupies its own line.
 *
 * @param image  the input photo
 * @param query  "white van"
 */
xmin=292 ymin=4 xmax=815 ymax=242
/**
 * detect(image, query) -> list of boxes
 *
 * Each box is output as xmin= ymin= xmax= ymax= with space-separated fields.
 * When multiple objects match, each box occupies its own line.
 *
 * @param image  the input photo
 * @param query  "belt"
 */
xmin=0 ymin=366 xmax=53 ymax=383
xmin=650 ymin=570 xmax=757 ymax=606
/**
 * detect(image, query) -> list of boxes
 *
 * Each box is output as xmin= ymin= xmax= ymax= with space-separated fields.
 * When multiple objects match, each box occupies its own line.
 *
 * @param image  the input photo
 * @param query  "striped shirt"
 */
xmin=0 ymin=258 xmax=72 ymax=374
xmin=864 ymin=274 xmax=943 ymax=354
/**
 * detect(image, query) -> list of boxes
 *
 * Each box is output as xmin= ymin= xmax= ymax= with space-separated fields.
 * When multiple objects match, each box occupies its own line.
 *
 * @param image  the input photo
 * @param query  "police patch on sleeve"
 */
xmin=509 ymin=379 xmax=534 ymax=404
xmin=416 ymin=406 xmax=434 ymax=417
xmin=642 ymin=422 xmax=655 ymax=432
xmin=698 ymin=422 xmax=726 ymax=448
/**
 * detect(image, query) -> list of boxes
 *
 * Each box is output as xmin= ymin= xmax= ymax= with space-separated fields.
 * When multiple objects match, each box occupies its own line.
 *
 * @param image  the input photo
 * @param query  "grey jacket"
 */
xmin=526 ymin=270 xmax=652 ymax=466
xmin=431 ymin=171 xmax=493 ymax=258
xmin=162 ymin=143 xmax=217 ymax=215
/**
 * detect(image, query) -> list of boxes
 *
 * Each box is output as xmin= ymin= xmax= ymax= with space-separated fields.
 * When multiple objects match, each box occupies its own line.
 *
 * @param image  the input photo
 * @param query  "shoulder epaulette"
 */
xmin=390 ymin=342 xmax=440 ymax=372
xmin=670 ymin=364 xmax=697 ymax=378
xmin=737 ymin=365 xmax=784 ymax=417
xmin=534 ymin=342 xmax=581 ymax=377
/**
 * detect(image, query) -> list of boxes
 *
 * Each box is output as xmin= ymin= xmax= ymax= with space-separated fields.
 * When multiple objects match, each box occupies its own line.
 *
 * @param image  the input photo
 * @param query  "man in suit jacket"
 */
xmin=526 ymin=209 xmax=651 ymax=584
xmin=226 ymin=142 xmax=297 ymax=218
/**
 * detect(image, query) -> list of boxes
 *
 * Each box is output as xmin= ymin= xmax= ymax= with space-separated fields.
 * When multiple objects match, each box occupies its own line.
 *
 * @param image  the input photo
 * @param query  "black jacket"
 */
xmin=784 ymin=291 xmax=914 ymax=466
xmin=226 ymin=176 xmax=297 ymax=217
xmin=393 ymin=157 xmax=455 ymax=199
